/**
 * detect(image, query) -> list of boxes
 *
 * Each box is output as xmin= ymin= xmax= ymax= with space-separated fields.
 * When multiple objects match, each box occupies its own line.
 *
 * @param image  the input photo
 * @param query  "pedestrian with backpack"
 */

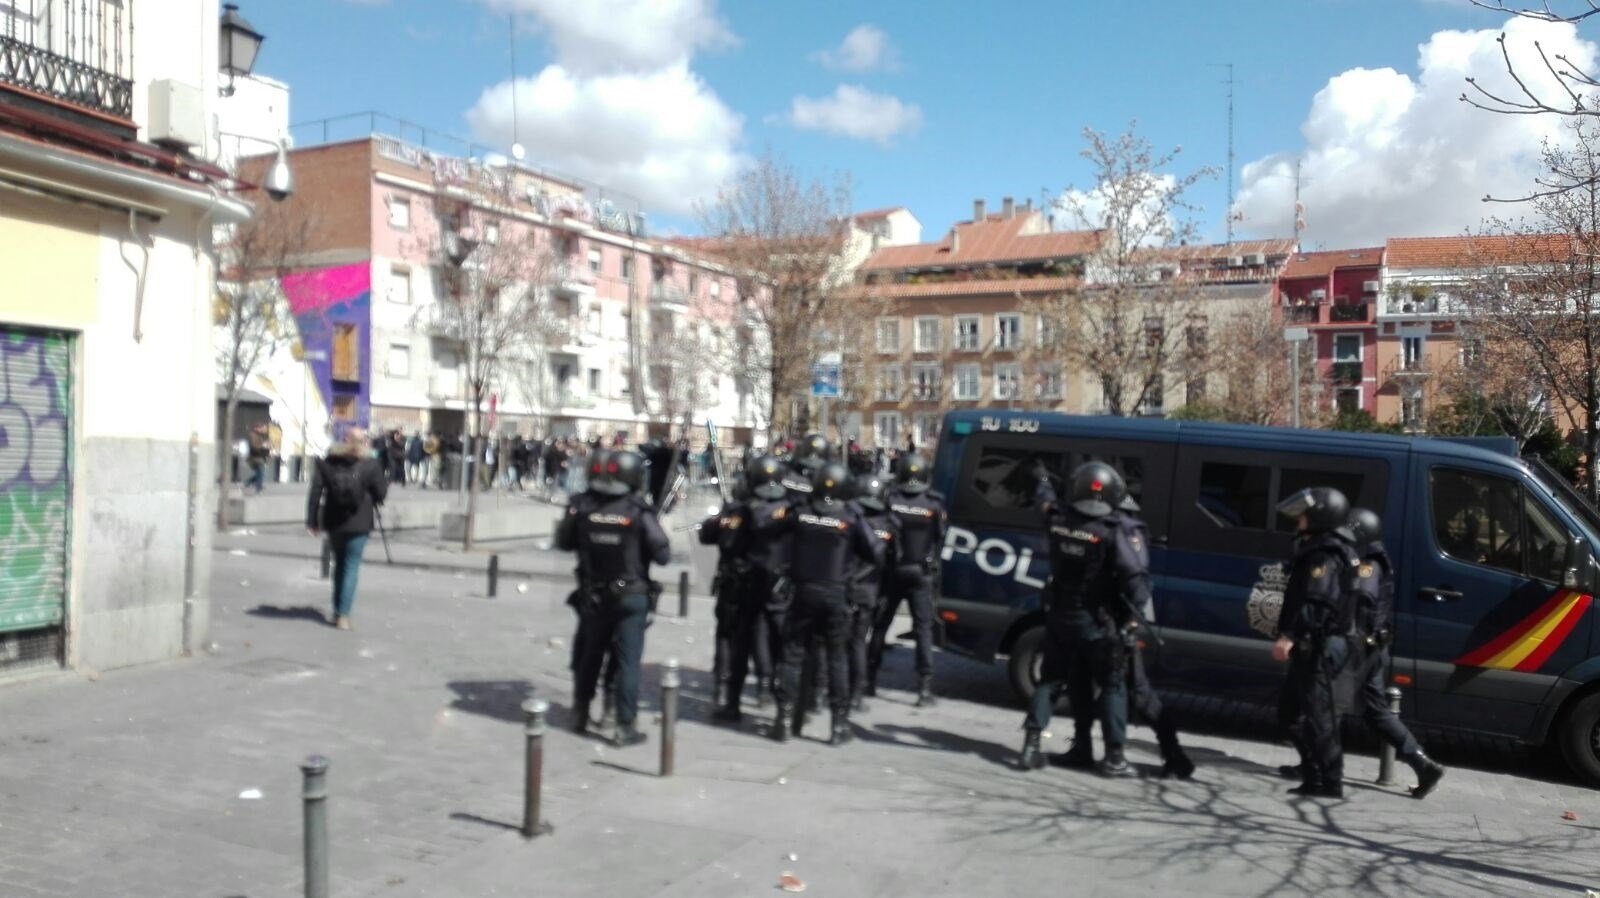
xmin=306 ymin=426 xmax=388 ymax=630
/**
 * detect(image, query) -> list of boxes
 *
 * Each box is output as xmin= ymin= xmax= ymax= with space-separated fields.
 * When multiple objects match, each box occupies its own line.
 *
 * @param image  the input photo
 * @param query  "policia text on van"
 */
xmin=926 ymin=410 xmax=1600 ymax=785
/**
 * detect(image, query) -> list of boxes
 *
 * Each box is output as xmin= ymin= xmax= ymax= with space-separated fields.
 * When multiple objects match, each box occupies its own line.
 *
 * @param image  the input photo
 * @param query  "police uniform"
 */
xmin=848 ymin=476 xmax=899 ymax=710
xmin=556 ymin=454 xmax=670 ymax=747
xmin=870 ymin=454 xmax=946 ymax=706
xmin=1112 ymin=501 xmax=1194 ymax=779
xmin=763 ymin=463 xmax=882 ymax=744
xmin=714 ymin=458 xmax=792 ymax=723
xmin=699 ymin=493 xmax=748 ymax=708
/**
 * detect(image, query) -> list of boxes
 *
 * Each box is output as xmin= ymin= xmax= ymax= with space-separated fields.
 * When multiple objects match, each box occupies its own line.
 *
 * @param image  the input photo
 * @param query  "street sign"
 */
xmin=1284 ymin=327 xmax=1311 ymax=343
xmin=811 ymin=352 xmax=842 ymax=398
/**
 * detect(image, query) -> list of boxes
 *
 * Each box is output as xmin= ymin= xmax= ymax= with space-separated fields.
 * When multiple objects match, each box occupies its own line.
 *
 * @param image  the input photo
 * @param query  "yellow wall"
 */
xmin=0 ymin=193 xmax=100 ymax=329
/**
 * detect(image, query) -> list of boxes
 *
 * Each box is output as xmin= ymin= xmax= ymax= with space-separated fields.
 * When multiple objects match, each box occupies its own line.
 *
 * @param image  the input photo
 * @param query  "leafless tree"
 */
xmin=698 ymin=151 xmax=852 ymax=436
xmin=1034 ymin=125 xmax=1218 ymax=417
xmin=214 ymin=199 xmax=311 ymax=531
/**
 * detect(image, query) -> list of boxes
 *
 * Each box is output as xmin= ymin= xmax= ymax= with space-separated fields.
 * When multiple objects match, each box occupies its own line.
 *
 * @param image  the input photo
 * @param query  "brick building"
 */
xmin=1275 ymin=247 xmax=1385 ymax=415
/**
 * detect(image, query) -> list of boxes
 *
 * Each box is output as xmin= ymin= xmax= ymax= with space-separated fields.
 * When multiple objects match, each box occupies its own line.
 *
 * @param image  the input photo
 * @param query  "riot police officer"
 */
xmin=565 ymin=450 xmax=620 ymax=726
xmin=870 ymin=452 xmax=946 ymax=706
xmin=783 ymin=432 xmax=828 ymax=498
xmin=699 ymin=478 xmax=751 ymax=708
xmin=1345 ymin=507 xmax=1446 ymax=798
xmin=712 ymin=455 xmax=792 ymax=723
xmin=1113 ymin=494 xmax=1194 ymax=779
xmin=1273 ymin=487 xmax=1358 ymax=797
xmin=1018 ymin=462 xmax=1143 ymax=777
xmin=763 ymin=461 xmax=882 ymax=744
xmin=848 ymin=473 xmax=899 ymax=711
xmin=556 ymin=450 xmax=670 ymax=747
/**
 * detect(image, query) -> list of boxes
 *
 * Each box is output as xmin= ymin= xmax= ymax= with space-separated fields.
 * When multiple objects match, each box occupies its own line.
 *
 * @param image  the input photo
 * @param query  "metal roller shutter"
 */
xmin=0 ymin=326 xmax=70 ymax=635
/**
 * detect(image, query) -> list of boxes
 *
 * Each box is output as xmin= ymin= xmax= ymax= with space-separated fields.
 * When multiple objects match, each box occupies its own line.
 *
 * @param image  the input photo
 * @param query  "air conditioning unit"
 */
xmin=1309 ymin=289 xmax=1327 ymax=301
xmin=1362 ymin=280 xmax=1381 ymax=294
xmin=1244 ymin=253 xmax=1266 ymax=266
xmin=1227 ymin=255 xmax=1245 ymax=268
xmin=149 ymin=79 xmax=205 ymax=151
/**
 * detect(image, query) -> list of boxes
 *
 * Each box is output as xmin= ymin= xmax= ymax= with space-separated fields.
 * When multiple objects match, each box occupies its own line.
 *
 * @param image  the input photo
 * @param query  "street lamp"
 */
xmin=1285 ymin=326 xmax=1311 ymax=428
xmin=219 ymin=3 xmax=265 ymax=97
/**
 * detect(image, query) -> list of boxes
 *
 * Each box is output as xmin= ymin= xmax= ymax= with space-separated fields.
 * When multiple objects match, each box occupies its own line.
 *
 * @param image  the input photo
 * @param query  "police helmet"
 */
xmin=746 ymin=454 xmax=788 ymax=501
xmin=812 ymin=462 xmax=852 ymax=503
xmin=1118 ymin=494 xmax=1142 ymax=514
xmin=854 ymin=473 xmax=889 ymax=512
xmin=1277 ymin=487 xmax=1349 ymax=533
xmin=594 ymin=450 xmax=645 ymax=497
xmin=1347 ymin=507 xmax=1382 ymax=545
xmin=895 ymin=453 xmax=932 ymax=494
xmin=1069 ymin=461 xmax=1126 ymax=518
xmin=793 ymin=433 xmax=829 ymax=473
xmin=586 ymin=450 xmax=613 ymax=493
xmin=847 ymin=447 xmax=876 ymax=476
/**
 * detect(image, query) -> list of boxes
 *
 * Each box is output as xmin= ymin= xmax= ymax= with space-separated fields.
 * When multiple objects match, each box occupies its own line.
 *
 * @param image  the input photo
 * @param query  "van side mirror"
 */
xmin=1563 ymin=537 xmax=1597 ymax=592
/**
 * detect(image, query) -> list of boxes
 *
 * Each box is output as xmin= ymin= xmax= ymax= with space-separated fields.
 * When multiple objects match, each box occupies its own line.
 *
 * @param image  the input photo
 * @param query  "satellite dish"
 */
xmin=511 ymin=143 xmax=526 ymax=161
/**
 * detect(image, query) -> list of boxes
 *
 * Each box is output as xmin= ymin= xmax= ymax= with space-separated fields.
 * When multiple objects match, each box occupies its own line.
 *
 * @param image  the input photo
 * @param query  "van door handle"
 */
xmin=1420 ymin=587 xmax=1463 ymax=602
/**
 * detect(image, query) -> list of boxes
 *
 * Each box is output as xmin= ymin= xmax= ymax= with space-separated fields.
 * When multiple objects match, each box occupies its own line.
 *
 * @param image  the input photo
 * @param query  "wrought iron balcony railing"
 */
xmin=0 ymin=1 xmax=134 ymax=122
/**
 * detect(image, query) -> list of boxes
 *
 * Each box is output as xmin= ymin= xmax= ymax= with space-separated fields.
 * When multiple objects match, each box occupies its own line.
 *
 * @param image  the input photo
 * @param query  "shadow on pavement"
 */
xmin=447 ymin=679 xmax=536 ymax=724
xmin=863 ymin=722 xmax=1018 ymax=770
xmin=449 ymin=811 xmax=520 ymax=833
xmin=245 ymin=604 xmax=328 ymax=626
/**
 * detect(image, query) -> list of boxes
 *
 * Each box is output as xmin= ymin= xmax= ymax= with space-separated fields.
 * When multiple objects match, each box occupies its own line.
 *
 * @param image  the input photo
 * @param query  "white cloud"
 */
xmin=480 ymin=0 xmax=734 ymax=74
xmin=1053 ymin=173 xmax=1180 ymax=244
xmin=785 ymin=85 xmax=922 ymax=146
xmin=811 ymin=24 xmax=897 ymax=73
xmin=1235 ymin=17 xmax=1597 ymax=247
xmin=465 ymin=63 xmax=745 ymax=215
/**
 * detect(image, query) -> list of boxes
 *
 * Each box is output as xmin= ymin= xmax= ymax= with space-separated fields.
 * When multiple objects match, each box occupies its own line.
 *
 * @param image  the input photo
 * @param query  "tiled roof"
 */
xmin=1281 ymin=247 xmax=1385 ymax=279
xmin=852 ymin=206 xmax=907 ymax=221
xmin=859 ymin=212 xmax=1102 ymax=271
xmin=1133 ymin=238 xmax=1297 ymax=263
xmin=846 ymin=276 xmax=1079 ymax=299
xmin=1385 ymin=234 xmax=1572 ymax=268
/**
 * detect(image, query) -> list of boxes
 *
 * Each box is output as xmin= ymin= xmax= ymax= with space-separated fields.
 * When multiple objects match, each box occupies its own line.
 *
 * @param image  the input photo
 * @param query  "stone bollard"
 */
xmin=522 ymin=699 xmax=553 ymax=838
xmin=678 ymin=571 xmax=689 ymax=618
xmin=488 ymin=554 xmax=500 ymax=598
xmin=660 ymin=658 xmax=680 ymax=777
xmin=301 ymin=755 xmax=330 ymax=898
xmin=1377 ymin=686 xmax=1403 ymax=786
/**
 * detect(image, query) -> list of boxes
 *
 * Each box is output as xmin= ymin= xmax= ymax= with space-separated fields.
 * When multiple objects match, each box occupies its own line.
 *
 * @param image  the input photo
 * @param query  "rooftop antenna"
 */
xmin=509 ymin=14 xmax=525 ymax=163
xmin=1210 ymin=62 xmax=1235 ymax=247
xmin=1293 ymin=157 xmax=1307 ymax=250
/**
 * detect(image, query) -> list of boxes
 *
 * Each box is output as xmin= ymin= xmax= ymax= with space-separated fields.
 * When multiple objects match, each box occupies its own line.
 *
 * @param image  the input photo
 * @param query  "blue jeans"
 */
xmin=573 ymin=592 xmax=649 ymax=725
xmin=330 ymin=533 xmax=368 ymax=618
xmin=246 ymin=461 xmax=266 ymax=493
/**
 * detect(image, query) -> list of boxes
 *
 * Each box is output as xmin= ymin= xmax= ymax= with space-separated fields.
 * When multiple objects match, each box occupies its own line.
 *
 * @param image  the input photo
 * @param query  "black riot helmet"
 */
xmin=895 ymin=452 xmax=932 ymax=494
xmin=1347 ymin=507 xmax=1382 ymax=545
xmin=586 ymin=450 xmax=613 ymax=494
xmin=1069 ymin=461 xmax=1126 ymax=518
xmin=1277 ymin=487 xmax=1350 ymax=534
xmin=793 ymin=432 xmax=829 ymax=473
xmin=812 ymin=462 xmax=852 ymax=503
xmin=854 ymin=473 xmax=889 ymax=513
xmin=595 ymin=450 xmax=645 ymax=497
xmin=746 ymin=454 xmax=788 ymax=501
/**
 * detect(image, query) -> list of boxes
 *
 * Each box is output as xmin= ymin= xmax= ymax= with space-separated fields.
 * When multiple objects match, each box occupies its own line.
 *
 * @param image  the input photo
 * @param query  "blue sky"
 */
xmin=242 ymin=0 xmax=1584 ymax=246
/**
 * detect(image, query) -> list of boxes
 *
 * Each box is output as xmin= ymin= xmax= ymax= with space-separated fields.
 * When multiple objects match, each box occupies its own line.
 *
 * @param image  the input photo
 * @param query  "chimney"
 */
xmin=1024 ymin=198 xmax=1034 ymax=213
xmin=950 ymin=228 xmax=960 ymax=253
xmin=973 ymin=198 xmax=986 ymax=222
xmin=1002 ymin=196 xmax=1015 ymax=219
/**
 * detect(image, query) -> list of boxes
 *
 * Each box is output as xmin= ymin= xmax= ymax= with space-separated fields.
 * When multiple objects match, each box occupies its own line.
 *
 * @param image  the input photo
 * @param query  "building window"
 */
xmin=874 ymin=412 xmax=903 ymax=448
xmin=1037 ymin=314 xmax=1057 ymax=349
xmin=1403 ymin=392 xmax=1425 ymax=429
xmin=588 ymin=248 xmax=602 ymax=275
xmin=1186 ymin=375 xmax=1208 ymax=406
xmin=914 ymin=316 xmax=941 ymax=353
xmin=1336 ymin=387 xmax=1361 ymax=412
xmin=1037 ymin=363 xmax=1064 ymax=399
xmin=710 ymin=279 xmax=721 ymax=297
xmin=877 ymin=365 xmax=903 ymax=401
xmin=953 ymin=364 xmax=981 ymax=400
xmin=621 ymin=255 xmax=634 ymax=280
xmin=911 ymin=363 xmax=942 ymax=401
xmin=387 ymin=197 xmax=411 ymax=230
xmin=588 ymin=368 xmax=603 ymax=394
xmin=332 ymin=324 xmax=360 ymax=382
xmin=332 ymin=395 xmax=358 ymax=421
xmin=388 ymin=265 xmax=411 ymax=304
xmin=385 ymin=344 xmax=411 ymax=378
xmin=1461 ymin=338 xmax=1484 ymax=367
xmin=1333 ymin=333 xmax=1363 ymax=362
xmin=913 ymin=413 xmax=941 ymax=446
xmin=994 ymin=362 xmax=1022 ymax=399
xmin=955 ymin=315 xmax=981 ymax=351
xmin=876 ymin=317 xmax=901 ymax=354
xmin=996 ymin=314 xmax=1022 ymax=351
xmin=689 ymin=272 xmax=700 ymax=295
xmin=485 ymin=222 xmax=500 ymax=245
xmin=1402 ymin=335 xmax=1424 ymax=370
xmin=1141 ymin=374 xmax=1165 ymax=416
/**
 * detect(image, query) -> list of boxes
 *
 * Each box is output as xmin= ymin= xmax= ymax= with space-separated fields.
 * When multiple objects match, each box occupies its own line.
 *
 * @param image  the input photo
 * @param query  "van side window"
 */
xmin=951 ymin=433 xmax=1172 ymax=539
xmin=1279 ymin=468 xmax=1366 ymax=520
xmin=967 ymin=445 xmax=1064 ymax=514
xmin=1198 ymin=462 xmax=1271 ymax=529
xmin=1430 ymin=469 xmax=1526 ymax=575
xmin=1525 ymin=495 xmax=1571 ymax=584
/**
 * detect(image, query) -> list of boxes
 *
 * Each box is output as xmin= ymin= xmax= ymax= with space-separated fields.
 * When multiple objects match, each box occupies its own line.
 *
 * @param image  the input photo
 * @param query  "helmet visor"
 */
xmin=1276 ymin=488 xmax=1317 ymax=521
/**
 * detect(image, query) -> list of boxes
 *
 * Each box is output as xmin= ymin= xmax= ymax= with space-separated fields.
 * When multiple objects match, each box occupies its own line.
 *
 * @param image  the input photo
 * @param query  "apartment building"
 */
xmin=246 ymin=124 xmax=761 ymax=449
xmin=0 ymin=0 xmax=253 ymax=673
xmin=1276 ymin=247 xmax=1385 ymax=414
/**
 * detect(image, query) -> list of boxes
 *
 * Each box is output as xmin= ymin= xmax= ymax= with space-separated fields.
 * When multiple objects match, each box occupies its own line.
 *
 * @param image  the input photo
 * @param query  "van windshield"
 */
xmin=1525 ymin=455 xmax=1600 ymax=545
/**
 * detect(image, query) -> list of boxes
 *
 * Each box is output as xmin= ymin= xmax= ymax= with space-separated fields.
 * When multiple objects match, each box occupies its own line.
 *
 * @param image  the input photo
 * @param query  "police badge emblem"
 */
xmin=1247 ymin=562 xmax=1290 ymax=637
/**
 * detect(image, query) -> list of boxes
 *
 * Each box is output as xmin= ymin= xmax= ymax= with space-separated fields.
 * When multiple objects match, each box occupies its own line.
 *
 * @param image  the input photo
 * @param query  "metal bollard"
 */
xmin=1377 ymin=686 xmax=1403 ymax=786
xmin=678 ymin=571 xmax=689 ymax=618
xmin=488 ymin=554 xmax=500 ymax=598
xmin=660 ymin=658 xmax=680 ymax=776
xmin=522 ymin=699 xmax=553 ymax=838
xmin=319 ymin=538 xmax=331 ymax=579
xmin=301 ymin=755 xmax=330 ymax=898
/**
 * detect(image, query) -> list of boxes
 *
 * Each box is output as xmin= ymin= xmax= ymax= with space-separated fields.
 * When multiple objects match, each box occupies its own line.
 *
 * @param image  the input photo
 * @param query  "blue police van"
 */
xmin=929 ymin=409 xmax=1600 ymax=784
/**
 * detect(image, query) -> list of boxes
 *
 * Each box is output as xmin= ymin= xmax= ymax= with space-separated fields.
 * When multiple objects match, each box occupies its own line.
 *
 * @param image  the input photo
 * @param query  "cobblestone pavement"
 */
xmin=0 ymin=548 xmax=1597 ymax=897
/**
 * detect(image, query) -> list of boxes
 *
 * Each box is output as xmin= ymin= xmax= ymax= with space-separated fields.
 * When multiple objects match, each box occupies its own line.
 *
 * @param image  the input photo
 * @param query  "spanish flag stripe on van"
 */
xmin=1454 ymin=590 xmax=1593 ymax=672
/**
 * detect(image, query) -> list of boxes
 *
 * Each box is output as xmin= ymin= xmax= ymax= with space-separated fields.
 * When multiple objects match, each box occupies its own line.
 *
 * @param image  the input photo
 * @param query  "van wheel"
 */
xmin=1008 ymin=625 xmax=1047 ymax=703
xmin=1558 ymin=691 xmax=1600 ymax=786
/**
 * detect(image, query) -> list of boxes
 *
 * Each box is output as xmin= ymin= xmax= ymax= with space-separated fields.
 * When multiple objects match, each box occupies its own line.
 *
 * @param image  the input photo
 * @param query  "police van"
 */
xmin=929 ymin=409 xmax=1600 ymax=784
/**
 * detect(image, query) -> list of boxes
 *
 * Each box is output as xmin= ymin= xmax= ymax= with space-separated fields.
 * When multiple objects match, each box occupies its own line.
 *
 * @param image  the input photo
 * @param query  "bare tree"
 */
xmin=1426 ymin=334 xmax=1551 ymax=446
xmin=1034 ymin=125 xmax=1218 ymax=417
xmin=214 ymin=200 xmax=311 ymax=531
xmin=698 ymin=151 xmax=852 ymax=436
xmin=423 ymin=186 xmax=560 ymax=549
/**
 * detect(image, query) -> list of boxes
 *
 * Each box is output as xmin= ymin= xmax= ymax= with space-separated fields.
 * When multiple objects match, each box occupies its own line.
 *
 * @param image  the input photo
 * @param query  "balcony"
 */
xmin=1385 ymin=355 xmax=1431 ymax=382
xmin=427 ymin=373 xmax=461 ymax=401
xmin=553 ymin=261 xmax=596 ymax=296
xmin=1329 ymin=360 xmax=1363 ymax=385
xmin=1329 ymin=303 xmax=1371 ymax=324
xmin=1284 ymin=306 xmax=1319 ymax=325
xmin=1383 ymin=294 xmax=1446 ymax=317
xmin=0 ymin=1 xmax=135 ymax=132
xmin=650 ymin=284 xmax=690 ymax=309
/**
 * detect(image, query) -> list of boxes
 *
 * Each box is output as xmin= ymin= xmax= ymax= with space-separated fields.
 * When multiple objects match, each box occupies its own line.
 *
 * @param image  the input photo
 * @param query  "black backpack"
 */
xmin=321 ymin=460 xmax=365 ymax=515
xmin=1343 ymin=548 xmax=1392 ymax=645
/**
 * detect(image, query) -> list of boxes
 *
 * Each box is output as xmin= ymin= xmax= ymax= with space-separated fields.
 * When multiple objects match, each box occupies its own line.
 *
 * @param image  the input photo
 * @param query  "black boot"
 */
xmin=1277 ymin=763 xmax=1306 ymax=781
xmin=771 ymin=703 xmax=791 ymax=743
xmin=1407 ymin=752 xmax=1446 ymax=799
xmin=756 ymin=680 xmax=772 ymax=708
xmin=1019 ymin=729 xmax=1046 ymax=771
xmin=1098 ymin=746 xmax=1138 ymax=778
xmin=1288 ymin=775 xmax=1339 ymax=797
xmin=915 ymin=674 xmax=935 ymax=708
xmin=829 ymin=712 xmax=854 ymax=746
xmin=1051 ymin=737 xmax=1097 ymax=770
xmin=612 ymin=721 xmax=647 ymax=748
xmin=712 ymin=703 xmax=743 ymax=725
xmin=570 ymin=702 xmax=591 ymax=736
xmin=1160 ymin=748 xmax=1196 ymax=781
xmin=863 ymin=669 xmax=878 ymax=698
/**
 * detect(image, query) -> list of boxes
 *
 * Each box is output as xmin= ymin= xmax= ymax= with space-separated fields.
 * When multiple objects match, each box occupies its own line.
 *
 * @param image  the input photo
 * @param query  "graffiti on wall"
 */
xmin=282 ymin=263 xmax=372 ymax=443
xmin=0 ymin=330 xmax=70 ymax=632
